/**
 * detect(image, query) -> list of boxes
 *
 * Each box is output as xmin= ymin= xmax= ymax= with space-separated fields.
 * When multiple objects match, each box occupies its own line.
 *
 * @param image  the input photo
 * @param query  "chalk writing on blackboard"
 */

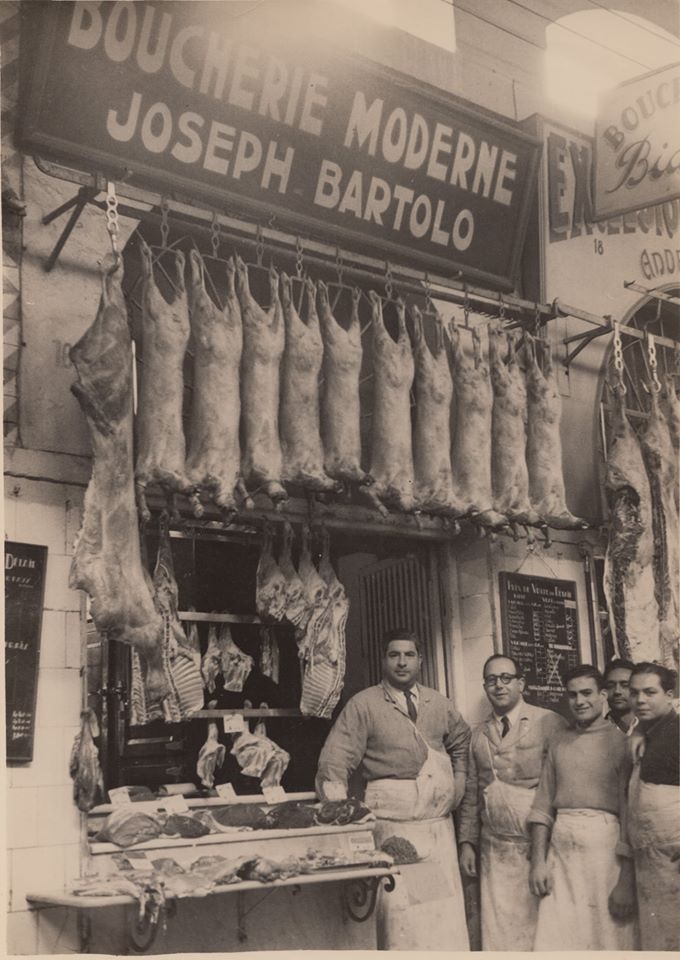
xmin=5 ymin=542 xmax=48 ymax=763
xmin=499 ymin=572 xmax=580 ymax=710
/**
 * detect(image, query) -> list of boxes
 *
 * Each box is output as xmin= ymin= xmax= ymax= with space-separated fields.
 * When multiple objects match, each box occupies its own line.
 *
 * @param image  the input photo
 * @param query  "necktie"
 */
xmin=501 ymin=715 xmax=510 ymax=738
xmin=404 ymin=688 xmax=417 ymax=723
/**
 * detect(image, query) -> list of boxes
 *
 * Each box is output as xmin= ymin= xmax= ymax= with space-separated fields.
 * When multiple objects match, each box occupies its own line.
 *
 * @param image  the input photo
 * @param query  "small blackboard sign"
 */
xmin=499 ymin=572 xmax=580 ymax=711
xmin=5 ymin=542 xmax=48 ymax=763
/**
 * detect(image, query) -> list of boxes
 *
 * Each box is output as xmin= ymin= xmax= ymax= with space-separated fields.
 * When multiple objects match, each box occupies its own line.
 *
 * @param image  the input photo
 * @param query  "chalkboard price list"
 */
xmin=499 ymin=572 xmax=580 ymax=709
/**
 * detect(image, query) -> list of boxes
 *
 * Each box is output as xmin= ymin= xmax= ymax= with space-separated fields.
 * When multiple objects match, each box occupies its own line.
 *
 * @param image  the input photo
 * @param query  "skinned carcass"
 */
xmin=69 ymin=260 xmax=168 ymax=702
xmin=186 ymin=251 xmax=250 ymax=513
xmin=525 ymin=336 xmax=585 ymax=529
xmin=280 ymin=273 xmax=336 ymax=491
xmin=235 ymin=255 xmax=287 ymax=503
xmin=603 ymin=388 xmax=660 ymax=661
xmin=135 ymin=239 xmax=191 ymax=520
xmin=256 ymin=529 xmax=287 ymax=622
xmin=639 ymin=387 xmax=680 ymax=668
xmin=69 ymin=708 xmax=104 ymax=812
xmin=362 ymin=293 xmax=415 ymax=514
xmin=449 ymin=324 xmax=505 ymax=527
xmin=412 ymin=305 xmax=466 ymax=516
xmin=196 ymin=723 xmax=226 ymax=789
xmin=489 ymin=325 xmax=540 ymax=525
xmin=318 ymin=281 xmax=366 ymax=484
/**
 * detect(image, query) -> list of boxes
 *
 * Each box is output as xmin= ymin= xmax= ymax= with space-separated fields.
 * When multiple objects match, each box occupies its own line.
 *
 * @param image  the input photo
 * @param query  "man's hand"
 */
xmin=459 ymin=842 xmax=477 ymax=878
xmin=608 ymin=860 xmax=636 ymax=921
xmin=529 ymin=858 xmax=552 ymax=897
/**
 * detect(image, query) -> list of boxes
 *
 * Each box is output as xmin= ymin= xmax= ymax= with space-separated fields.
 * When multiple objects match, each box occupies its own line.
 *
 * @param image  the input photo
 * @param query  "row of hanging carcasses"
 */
xmin=603 ymin=380 xmax=680 ymax=670
xmin=132 ymin=238 xmax=586 ymax=532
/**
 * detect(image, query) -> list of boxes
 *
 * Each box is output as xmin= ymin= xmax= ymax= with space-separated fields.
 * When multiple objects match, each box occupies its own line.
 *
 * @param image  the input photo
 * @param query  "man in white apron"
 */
xmin=627 ymin=661 xmax=680 ymax=951
xmin=457 ymin=654 xmax=567 ymax=950
xmin=604 ymin=657 xmax=636 ymax=733
xmin=316 ymin=629 xmax=471 ymax=950
xmin=527 ymin=664 xmax=637 ymax=950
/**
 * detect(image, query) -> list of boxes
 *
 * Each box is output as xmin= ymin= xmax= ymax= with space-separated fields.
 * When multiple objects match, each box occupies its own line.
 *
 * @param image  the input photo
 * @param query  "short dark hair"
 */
xmin=630 ymin=662 xmax=678 ymax=693
xmin=562 ymin=664 xmax=605 ymax=690
xmin=380 ymin=629 xmax=423 ymax=657
xmin=482 ymin=653 xmax=523 ymax=679
xmin=604 ymin=658 xmax=635 ymax=678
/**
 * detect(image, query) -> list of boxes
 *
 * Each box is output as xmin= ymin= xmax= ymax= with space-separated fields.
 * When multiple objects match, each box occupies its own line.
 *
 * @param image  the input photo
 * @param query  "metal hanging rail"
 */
xmin=36 ymin=158 xmax=680 ymax=353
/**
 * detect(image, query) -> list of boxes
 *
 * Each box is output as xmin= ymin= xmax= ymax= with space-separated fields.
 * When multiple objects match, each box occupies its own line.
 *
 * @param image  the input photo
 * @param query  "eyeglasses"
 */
xmin=483 ymin=673 xmax=519 ymax=688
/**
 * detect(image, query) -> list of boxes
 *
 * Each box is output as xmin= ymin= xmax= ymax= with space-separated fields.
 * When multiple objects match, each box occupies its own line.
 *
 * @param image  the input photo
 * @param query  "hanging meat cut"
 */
xmin=603 ymin=389 xmax=660 ymax=662
xmin=220 ymin=627 xmax=254 ymax=692
xmin=135 ymin=239 xmax=191 ymax=521
xmin=196 ymin=722 xmax=226 ymax=788
xmin=231 ymin=728 xmax=290 ymax=787
xmin=639 ymin=387 xmax=680 ymax=668
xmin=69 ymin=708 xmax=104 ymax=812
xmin=280 ymin=273 xmax=336 ymax=490
xmin=69 ymin=261 xmax=168 ymax=703
xmin=449 ymin=324 xmax=505 ymax=527
xmin=317 ymin=282 xmax=366 ymax=484
xmin=661 ymin=376 xmax=680 ymax=513
xmin=256 ymin=528 xmax=287 ymax=622
xmin=296 ymin=526 xmax=332 ymax=666
xmin=235 ymin=255 xmax=287 ymax=503
xmin=412 ymin=305 xmax=465 ymax=516
xmin=362 ymin=293 xmax=415 ymax=514
xmin=201 ymin=624 xmax=223 ymax=695
xmin=259 ymin=628 xmax=280 ymax=684
xmin=525 ymin=336 xmax=585 ymax=529
xmin=489 ymin=325 xmax=540 ymax=526
xmin=278 ymin=521 xmax=308 ymax=629
xmin=186 ymin=251 xmax=249 ymax=514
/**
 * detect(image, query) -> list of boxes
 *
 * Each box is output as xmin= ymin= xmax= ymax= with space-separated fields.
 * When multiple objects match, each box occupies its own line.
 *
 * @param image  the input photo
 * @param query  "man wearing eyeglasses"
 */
xmin=457 ymin=654 xmax=567 ymax=951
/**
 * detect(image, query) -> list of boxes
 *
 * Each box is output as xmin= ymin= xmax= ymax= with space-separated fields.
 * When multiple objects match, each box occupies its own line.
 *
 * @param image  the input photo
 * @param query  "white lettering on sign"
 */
xmin=5 ymin=553 xmax=37 ymax=570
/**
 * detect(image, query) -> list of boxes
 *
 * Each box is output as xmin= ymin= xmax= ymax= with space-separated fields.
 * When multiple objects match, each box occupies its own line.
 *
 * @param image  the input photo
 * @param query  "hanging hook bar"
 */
xmin=463 ymin=282 xmax=470 ymax=328
xmin=646 ymin=331 xmax=662 ymax=393
xmin=159 ymin=196 xmax=170 ymax=249
xmin=104 ymin=181 xmax=121 ymax=273
xmin=384 ymin=261 xmax=394 ymax=301
xmin=612 ymin=319 xmax=627 ymax=396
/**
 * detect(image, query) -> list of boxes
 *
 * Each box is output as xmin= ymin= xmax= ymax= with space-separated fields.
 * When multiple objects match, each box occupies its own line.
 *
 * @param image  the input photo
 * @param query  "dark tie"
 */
xmin=501 ymin=716 xmax=510 ymax=738
xmin=404 ymin=688 xmax=418 ymax=723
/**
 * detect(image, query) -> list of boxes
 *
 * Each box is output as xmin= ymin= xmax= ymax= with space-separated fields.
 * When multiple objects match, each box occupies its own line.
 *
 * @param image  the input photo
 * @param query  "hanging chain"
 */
xmin=498 ymin=293 xmax=506 ymax=322
xmin=384 ymin=262 xmax=394 ymax=301
xmin=335 ymin=246 xmax=344 ymax=286
xmin=295 ymin=236 xmax=304 ymax=279
xmin=647 ymin=331 xmax=662 ymax=392
xmin=463 ymin=283 xmax=470 ymax=327
xmin=210 ymin=212 xmax=221 ymax=258
xmin=105 ymin=181 xmax=120 ymax=263
xmin=612 ymin=319 xmax=626 ymax=395
xmin=160 ymin=196 xmax=170 ymax=248
xmin=255 ymin=225 xmax=264 ymax=266
xmin=424 ymin=272 xmax=432 ymax=312
xmin=534 ymin=303 xmax=541 ymax=335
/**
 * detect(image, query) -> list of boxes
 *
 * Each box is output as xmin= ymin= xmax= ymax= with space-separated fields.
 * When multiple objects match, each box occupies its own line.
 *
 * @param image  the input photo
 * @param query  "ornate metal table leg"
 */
xmin=341 ymin=874 xmax=396 ymax=922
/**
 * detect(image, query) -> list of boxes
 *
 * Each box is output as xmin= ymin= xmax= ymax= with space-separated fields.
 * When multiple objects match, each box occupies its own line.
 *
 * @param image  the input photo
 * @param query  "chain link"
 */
xmin=424 ymin=272 xmax=432 ymax=312
xmin=647 ymin=331 xmax=661 ymax=392
xmin=210 ymin=212 xmax=221 ymax=258
xmin=335 ymin=246 xmax=344 ymax=286
xmin=256 ymin=225 xmax=264 ymax=267
xmin=160 ymin=196 xmax=170 ymax=248
xmin=463 ymin=283 xmax=470 ymax=327
xmin=612 ymin=319 xmax=627 ymax=395
xmin=105 ymin=181 xmax=120 ymax=260
xmin=385 ymin=261 xmax=394 ymax=300
xmin=498 ymin=293 xmax=506 ymax=322
xmin=295 ymin=236 xmax=304 ymax=279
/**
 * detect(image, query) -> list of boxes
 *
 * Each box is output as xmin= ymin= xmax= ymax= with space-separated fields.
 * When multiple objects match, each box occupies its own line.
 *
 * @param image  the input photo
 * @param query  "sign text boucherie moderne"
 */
xmin=20 ymin=1 xmax=540 ymax=286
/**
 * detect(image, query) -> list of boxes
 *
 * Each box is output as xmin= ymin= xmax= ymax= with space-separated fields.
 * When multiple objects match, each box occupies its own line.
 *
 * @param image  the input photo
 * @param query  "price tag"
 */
xmin=262 ymin=785 xmax=286 ymax=804
xmin=216 ymin=783 xmax=238 ymax=801
xmin=348 ymin=831 xmax=375 ymax=855
xmin=322 ymin=781 xmax=347 ymax=801
xmin=223 ymin=714 xmax=245 ymax=734
xmin=108 ymin=786 xmax=131 ymax=806
xmin=125 ymin=851 xmax=154 ymax=873
xmin=163 ymin=794 xmax=189 ymax=813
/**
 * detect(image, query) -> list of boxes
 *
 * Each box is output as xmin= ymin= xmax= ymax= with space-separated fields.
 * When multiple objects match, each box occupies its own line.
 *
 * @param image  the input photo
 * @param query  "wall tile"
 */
xmin=37 ymin=905 xmax=80 ymax=954
xmin=10 ymin=722 xmax=70 ymax=789
xmin=63 ymin=486 xmax=84 ymax=553
xmin=35 ymin=786 xmax=80 ymax=848
xmin=6 ymin=909 xmax=39 ymax=955
xmin=44 ymin=554 xmax=81 ymax=612
xmin=460 ymin=594 xmax=493 ymax=640
xmin=13 ymin=480 xmax=68 ymax=554
xmin=7 ymin=787 xmax=38 ymax=849
xmin=10 ymin=847 xmax=65 ymax=912
xmin=38 ymin=609 xmax=66 ymax=669
xmin=62 ymin=843 xmax=81 ymax=886
xmin=65 ymin=612 xmax=83 ymax=669
xmin=4 ymin=481 xmax=19 ymax=539
xmin=35 ymin=667 xmax=81 ymax=730
xmin=458 ymin=557 xmax=489 ymax=598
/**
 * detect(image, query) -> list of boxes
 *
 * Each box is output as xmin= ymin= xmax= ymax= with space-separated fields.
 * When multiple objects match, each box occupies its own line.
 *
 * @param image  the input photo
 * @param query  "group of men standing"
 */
xmin=316 ymin=630 xmax=680 ymax=951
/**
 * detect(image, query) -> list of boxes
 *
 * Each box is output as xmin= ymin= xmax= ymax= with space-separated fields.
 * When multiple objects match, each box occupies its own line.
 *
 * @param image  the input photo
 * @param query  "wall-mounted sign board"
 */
xmin=5 ymin=542 xmax=48 ymax=763
xmin=20 ymin=1 xmax=540 ymax=289
xmin=499 ymin=572 xmax=580 ymax=711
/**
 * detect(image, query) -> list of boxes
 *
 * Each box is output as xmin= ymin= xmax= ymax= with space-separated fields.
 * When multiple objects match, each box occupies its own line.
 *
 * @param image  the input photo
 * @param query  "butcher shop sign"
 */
xmin=19 ymin=1 xmax=540 ymax=287
xmin=594 ymin=62 xmax=680 ymax=220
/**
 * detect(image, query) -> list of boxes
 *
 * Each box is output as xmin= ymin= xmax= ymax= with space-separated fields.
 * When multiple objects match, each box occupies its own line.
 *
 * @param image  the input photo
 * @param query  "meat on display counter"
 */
xmin=26 ymin=793 xmax=398 ymax=952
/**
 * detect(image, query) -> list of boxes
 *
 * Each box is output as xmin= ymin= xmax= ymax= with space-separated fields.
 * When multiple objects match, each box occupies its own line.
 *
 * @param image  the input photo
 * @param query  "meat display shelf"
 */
xmin=25 ymin=866 xmax=397 ymax=910
xmin=89 ymin=791 xmax=317 ymax=816
xmin=178 ymin=611 xmax=262 ymax=624
xmin=193 ymin=708 xmax=301 ymax=718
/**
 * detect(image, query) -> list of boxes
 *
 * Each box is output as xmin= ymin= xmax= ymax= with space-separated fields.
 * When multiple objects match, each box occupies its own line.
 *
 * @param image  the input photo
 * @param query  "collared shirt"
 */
xmin=457 ymin=700 xmax=568 ymax=847
xmin=494 ymin=699 xmax=522 ymax=737
xmin=383 ymin=681 xmax=419 ymax=718
xmin=606 ymin=710 xmax=635 ymax=735
xmin=637 ymin=709 xmax=680 ymax=786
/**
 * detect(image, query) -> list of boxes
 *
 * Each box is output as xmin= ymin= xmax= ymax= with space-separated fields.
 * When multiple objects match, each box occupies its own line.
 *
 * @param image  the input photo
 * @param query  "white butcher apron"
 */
xmin=365 ymin=734 xmax=469 ymax=951
xmin=627 ymin=755 xmax=680 ymax=951
xmin=532 ymin=809 xmax=636 ymax=951
xmin=479 ymin=739 xmax=538 ymax=951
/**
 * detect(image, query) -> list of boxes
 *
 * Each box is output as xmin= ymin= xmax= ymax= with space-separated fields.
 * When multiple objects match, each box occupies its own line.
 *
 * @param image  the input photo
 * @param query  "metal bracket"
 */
xmin=42 ymin=185 xmax=100 ymax=272
xmin=341 ymin=874 xmax=396 ymax=923
xmin=236 ymin=887 xmax=280 ymax=942
xmin=562 ymin=322 xmax=611 ymax=370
